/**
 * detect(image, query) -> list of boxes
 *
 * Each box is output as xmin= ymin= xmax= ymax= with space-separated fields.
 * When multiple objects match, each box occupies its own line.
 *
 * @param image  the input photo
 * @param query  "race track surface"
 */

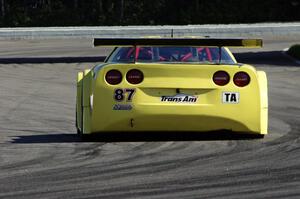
xmin=0 ymin=38 xmax=299 ymax=199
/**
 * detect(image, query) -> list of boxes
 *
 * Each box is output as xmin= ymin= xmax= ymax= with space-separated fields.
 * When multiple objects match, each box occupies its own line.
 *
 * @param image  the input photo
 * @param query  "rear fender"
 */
xmin=77 ymin=69 xmax=92 ymax=134
xmin=76 ymin=72 xmax=84 ymax=132
xmin=257 ymin=71 xmax=268 ymax=134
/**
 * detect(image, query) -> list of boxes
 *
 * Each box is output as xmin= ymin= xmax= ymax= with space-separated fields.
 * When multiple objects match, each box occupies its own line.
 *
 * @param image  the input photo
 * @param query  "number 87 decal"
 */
xmin=114 ymin=88 xmax=136 ymax=102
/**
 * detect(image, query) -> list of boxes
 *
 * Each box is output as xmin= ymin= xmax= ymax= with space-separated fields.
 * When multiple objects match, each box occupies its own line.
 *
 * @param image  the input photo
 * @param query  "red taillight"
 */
xmin=105 ymin=70 xmax=122 ymax=85
xmin=233 ymin=72 xmax=250 ymax=87
xmin=213 ymin=71 xmax=230 ymax=86
xmin=126 ymin=69 xmax=144 ymax=84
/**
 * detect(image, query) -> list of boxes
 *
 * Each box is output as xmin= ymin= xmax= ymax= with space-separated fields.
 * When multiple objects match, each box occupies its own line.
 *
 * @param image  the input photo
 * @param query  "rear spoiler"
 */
xmin=93 ymin=38 xmax=263 ymax=48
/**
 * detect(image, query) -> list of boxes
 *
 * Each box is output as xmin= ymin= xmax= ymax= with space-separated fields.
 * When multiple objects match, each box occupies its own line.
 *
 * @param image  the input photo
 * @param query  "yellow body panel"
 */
xmin=77 ymin=62 xmax=268 ymax=135
xmin=76 ymin=72 xmax=83 ymax=132
xmin=257 ymin=71 xmax=268 ymax=134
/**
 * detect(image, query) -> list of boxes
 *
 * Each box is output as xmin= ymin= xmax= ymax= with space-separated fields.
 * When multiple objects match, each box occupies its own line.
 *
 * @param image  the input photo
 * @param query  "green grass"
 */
xmin=287 ymin=44 xmax=300 ymax=60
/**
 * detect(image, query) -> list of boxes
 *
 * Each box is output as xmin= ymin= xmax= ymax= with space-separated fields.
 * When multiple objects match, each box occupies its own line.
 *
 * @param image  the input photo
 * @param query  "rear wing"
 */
xmin=93 ymin=38 xmax=263 ymax=48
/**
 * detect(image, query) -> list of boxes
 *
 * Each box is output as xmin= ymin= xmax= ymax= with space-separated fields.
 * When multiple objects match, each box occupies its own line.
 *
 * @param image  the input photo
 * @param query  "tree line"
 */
xmin=0 ymin=0 xmax=299 ymax=27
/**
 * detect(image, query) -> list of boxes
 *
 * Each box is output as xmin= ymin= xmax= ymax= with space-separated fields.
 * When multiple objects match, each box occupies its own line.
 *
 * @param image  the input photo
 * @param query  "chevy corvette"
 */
xmin=76 ymin=38 xmax=268 ymax=137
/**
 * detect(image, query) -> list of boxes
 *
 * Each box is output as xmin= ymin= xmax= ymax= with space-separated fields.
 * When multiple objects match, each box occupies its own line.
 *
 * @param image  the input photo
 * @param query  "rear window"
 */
xmin=107 ymin=46 xmax=235 ymax=64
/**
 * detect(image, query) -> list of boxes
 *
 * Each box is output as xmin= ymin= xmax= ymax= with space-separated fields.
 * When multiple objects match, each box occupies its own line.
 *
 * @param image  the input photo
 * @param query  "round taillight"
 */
xmin=213 ymin=71 xmax=230 ymax=86
xmin=126 ymin=69 xmax=144 ymax=84
xmin=105 ymin=70 xmax=122 ymax=85
xmin=233 ymin=72 xmax=250 ymax=87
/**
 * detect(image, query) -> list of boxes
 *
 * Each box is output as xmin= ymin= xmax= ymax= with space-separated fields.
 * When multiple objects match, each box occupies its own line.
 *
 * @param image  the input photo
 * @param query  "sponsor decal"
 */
xmin=113 ymin=104 xmax=133 ymax=111
xmin=222 ymin=92 xmax=239 ymax=104
xmin=161 ymin=94 xmax=198 ymax=103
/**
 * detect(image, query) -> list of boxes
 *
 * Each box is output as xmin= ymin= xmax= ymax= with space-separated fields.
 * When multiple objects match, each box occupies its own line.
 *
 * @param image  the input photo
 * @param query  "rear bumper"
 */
xmin=93 ymin=115 xmax=251 ymax=133
xmin=90 ymin=103 xmax=263 ymax=134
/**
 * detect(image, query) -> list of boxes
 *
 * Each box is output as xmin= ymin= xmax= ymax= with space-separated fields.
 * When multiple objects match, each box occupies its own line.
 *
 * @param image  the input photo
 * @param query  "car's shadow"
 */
xmin=10 ymin=131 xmax=264 ymax=144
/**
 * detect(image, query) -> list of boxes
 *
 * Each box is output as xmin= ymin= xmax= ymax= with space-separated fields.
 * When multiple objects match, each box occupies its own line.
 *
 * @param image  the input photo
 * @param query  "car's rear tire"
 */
xmin=254 ymin=134 xmax=265 ymax=139
xmin=248 ymin=134 xmax=265 ymax=139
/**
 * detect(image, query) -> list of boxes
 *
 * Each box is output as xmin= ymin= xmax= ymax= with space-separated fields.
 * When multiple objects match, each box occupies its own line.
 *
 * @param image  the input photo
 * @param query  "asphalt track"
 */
xmin=0 ymin=37 xmax=299 ymax=199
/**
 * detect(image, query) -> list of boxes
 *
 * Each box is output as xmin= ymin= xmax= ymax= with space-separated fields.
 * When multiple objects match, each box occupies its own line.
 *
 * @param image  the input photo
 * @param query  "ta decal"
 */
xmin=222 ymin=92 xmax=239 ymax=104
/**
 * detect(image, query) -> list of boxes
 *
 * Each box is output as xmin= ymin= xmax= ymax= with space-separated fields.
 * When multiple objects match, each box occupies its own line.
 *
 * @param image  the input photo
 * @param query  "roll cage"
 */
xmin=106 ymin=46 xmax=235 ymax=64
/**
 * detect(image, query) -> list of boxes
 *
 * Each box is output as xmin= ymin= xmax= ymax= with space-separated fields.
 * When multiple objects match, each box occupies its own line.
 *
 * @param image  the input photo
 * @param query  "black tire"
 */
xmin=253 ymin=134 xmax=265 ymax=139
xmin=247 ymin=134 xmax=265 ymax=139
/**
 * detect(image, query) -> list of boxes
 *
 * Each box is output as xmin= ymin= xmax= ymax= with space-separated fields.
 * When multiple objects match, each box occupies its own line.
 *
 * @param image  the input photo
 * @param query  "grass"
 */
xmin=287 ymin=44 xmax=300 ymax=60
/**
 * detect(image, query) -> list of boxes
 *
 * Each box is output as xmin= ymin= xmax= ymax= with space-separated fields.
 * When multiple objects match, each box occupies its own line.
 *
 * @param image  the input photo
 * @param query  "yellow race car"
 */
xmin=76 ymin=38 xmax=268 ymax=137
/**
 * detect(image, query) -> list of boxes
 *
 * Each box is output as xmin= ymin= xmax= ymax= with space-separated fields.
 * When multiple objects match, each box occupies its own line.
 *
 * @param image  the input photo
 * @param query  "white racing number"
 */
xmin=114 ymin=88 xmax=136 ymax=102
